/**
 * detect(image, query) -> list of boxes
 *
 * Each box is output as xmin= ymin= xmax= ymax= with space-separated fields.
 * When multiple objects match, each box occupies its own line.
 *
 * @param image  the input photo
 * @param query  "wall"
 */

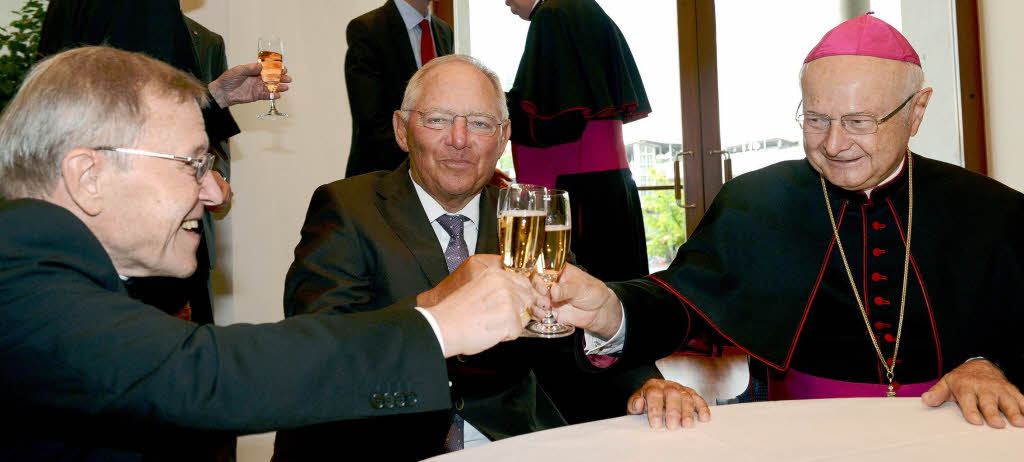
xmin=978 ymin=0 xmax=1024 ymax=192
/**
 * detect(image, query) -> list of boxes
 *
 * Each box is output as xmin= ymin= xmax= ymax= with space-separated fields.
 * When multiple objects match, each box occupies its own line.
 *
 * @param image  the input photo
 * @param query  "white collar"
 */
xmin=864 ymin=157 xmax=906 ymax=199
xmin=409 ymin=171 xmax=481 ymax=225
xmin=396 ymin=0 xmax=430 ymax=32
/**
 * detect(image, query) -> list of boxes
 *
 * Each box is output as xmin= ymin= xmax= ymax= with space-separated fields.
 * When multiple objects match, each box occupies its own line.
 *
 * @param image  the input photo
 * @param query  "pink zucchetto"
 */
xmin=804 ymin=12 xmax=920 ymax=66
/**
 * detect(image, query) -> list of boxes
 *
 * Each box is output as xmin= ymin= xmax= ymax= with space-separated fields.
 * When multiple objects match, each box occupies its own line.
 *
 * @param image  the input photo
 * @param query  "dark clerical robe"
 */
xmin=607 ymin=154 xmax=1023 ymax=395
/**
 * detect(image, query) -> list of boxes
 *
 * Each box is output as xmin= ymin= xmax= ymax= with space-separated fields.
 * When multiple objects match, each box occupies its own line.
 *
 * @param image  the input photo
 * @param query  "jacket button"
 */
xmin=384 ymin=392 xmax=395 ymax=408
xmin=872 ymin=221 xmax=887 ymax=230
xmin=394 ymin=392 xmax=407 ymax=408
xmin=872 ymin=248 xmax=887 ymax=257
xmin=370 ymin=393 xmax=385 ymax=409
xmin=407 ymin=392 xmax=418 ymax=406
xmin=871 ymin=272 xmax=887 ymax=282
xmin=874 ymin=296 xmax=890 ymax=306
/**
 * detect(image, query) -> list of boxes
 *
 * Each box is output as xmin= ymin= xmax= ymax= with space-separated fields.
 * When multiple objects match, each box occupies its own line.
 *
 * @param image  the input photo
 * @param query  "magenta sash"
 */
xmin=768 ymin=368 xmax=939 ymax=400
xmin=511 ymin=119 xmax=629 ymax=189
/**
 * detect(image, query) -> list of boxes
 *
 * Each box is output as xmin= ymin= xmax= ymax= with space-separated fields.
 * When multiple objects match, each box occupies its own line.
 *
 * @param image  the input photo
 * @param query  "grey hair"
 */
xmin=399 ymin=54 xmax=508 ymax=120
xmin=0 ymin=46 xmax=208 ymax=199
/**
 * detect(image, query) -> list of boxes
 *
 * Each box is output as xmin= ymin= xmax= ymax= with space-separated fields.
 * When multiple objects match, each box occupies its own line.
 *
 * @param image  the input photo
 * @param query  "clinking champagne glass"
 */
xmin=257 ymin=35 xmax=287 ymax=120
xmin=527 ymin=190 xmax=575 ymax=338
xmin=497 ymin=184 xmax=546 ymax=276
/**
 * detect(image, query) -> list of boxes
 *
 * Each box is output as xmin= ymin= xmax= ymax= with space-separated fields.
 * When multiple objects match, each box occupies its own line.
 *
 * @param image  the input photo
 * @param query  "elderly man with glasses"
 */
xmin=0 ymin=46 xmax=541 ymax=460
xmin=273 ymin=54 xmax=579 ymax=461
xmin=547 ymin=13 xmax=1024 ymax=430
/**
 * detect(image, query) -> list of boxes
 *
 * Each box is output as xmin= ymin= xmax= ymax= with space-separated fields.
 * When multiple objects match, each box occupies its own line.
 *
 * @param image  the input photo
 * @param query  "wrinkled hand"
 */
xmin=628 ymin=379 xmax=711 ymax=430
xmin=207 ymin=62 xmax=292 ymax=107
xmin=426 ymin=267 xmax=540 ymax=357
xmin=204 ymin=171 xmax=232 ymax=213
xmin=921 ymin=359 xmax=1024 ymax=428
xmin=417 ymin=254 xmax=503 ymax=308
xmin=548 ymin=263 xmax=622 ymax=338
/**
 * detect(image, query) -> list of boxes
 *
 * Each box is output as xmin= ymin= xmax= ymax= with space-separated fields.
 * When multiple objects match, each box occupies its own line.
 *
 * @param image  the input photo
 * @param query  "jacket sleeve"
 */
xmin=0 ymin=202 xmax=450 ymax=434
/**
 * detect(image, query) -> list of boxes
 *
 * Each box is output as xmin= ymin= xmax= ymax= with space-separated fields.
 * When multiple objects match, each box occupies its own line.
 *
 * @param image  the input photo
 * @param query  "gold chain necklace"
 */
xmin=819 ymin=149 xmax=913 ymax=397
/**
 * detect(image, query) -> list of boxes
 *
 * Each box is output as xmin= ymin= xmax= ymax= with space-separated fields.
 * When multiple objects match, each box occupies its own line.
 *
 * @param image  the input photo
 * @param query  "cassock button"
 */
xmin=883 ymin=333 xmax=896 ymax=342
xmin=886 ymin=358 xmax=894 ymax=367
xmin=871 ymin=272 xmax=888 ymax=282
xmin=873 ymin=321 xmax=891 ymax=330
xmin=874 ymin=296 xmax=891 ymax=306
xmin=891 ymin=381 xmax=901 ymax=390
xmin=872 ymin=221 xmax=887 ymax=230
xmin=872 ymin=248 xmax=887 ymax=257
xmin=370 ymin=393 xmax=385 ymax=409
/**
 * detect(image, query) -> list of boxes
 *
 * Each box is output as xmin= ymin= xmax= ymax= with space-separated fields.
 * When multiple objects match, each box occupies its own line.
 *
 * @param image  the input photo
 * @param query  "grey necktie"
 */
xmin=436 ymin=213 xmax=469 ymax=452
xmin=436 ymin=214 xmax=470 ymax=274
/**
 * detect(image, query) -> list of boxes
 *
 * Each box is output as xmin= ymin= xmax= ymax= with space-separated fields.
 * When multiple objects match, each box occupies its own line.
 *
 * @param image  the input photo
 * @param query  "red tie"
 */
xmin=419 ymin=19 xmax=436 ymax=66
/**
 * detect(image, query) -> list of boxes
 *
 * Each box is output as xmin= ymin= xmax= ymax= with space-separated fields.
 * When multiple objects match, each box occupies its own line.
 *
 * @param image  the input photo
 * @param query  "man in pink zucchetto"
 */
xmin=542 ymin=13 xmax=1024 ymax=429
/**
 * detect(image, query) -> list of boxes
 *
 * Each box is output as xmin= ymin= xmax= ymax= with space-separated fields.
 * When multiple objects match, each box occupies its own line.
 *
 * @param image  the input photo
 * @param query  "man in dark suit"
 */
xmin=344 ymin=0 xmax=454 ymax=177
xmin=0 ymin=46 xmax=539 ymax=461
xmin=275 ymin=55 xmax=568 ymax=460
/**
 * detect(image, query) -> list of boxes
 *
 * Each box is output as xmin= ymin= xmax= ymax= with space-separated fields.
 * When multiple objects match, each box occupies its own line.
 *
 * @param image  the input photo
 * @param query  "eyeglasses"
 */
xmin=95 ymin=147 xmax=214 ymax=182
xmin=796 ymin=92 xmax=917 ymax=135
xmin=402 ymin=109 xmax=505 ymax=136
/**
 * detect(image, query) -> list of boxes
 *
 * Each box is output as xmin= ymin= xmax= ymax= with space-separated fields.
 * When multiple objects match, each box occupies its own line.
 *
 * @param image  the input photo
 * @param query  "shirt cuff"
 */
xmin=583 ymin=300 xmax=626 ymax=355
xmin=414 ymin=307 xmax=446 ymax=358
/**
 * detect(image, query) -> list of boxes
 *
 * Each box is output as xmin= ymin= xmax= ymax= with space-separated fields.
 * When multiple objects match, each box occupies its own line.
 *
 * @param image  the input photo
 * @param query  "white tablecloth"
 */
xmin=425 ymin=398 xmax=1023 ymax=461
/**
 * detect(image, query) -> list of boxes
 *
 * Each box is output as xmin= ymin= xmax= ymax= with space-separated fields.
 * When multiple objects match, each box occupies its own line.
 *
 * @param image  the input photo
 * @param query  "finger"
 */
xmin=627 ymin=389 xmax=646 ymax=415
xmin=279 ymin=74 xmax=293 ymax=83
xmin=643 ymin=386 xmax=666 ymax=430
xmin=239 ymin=62 xmax=262 ymax=75
xmin=693 ymin=391 xmax=711 ymax=422
xmin=954 ymin=389 xmax=985 ymax=426
xmin=977 ymin=392 xmax=1006 ymax=429
xmin=998 ymin=392 xmax=1024 ymax=428
xmin=921 ymin=378 xmax=952 ymax=407
xmin=662 ymin=386 xmax=684 ymax=430
xmin=275 ymin=84 xmax=290 ymax=94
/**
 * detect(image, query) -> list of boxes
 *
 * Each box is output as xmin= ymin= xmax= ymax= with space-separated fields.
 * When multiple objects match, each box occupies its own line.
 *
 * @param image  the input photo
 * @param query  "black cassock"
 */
xmin=605 ymin=154 xmax=1023 ymax=390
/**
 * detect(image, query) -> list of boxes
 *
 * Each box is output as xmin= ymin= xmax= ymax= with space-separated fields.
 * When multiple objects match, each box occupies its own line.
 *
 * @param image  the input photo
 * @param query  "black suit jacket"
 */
xmin=343 ymin=0 xmax=454 ymax=177
xmin=274 ymin=163 xmax=566 ymax=461
xmin=0 ymin=199 xmax=453 ymax=461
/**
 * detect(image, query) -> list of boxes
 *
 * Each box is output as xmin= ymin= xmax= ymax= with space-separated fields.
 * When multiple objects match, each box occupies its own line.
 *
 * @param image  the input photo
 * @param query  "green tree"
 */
xmin=640 ymin=169 xmax=687 ymax=262
xmin=0 ymin=0 xmax=47 ymax=111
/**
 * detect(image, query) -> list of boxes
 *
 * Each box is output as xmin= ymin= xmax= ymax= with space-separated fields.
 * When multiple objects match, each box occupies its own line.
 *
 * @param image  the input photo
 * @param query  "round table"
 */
xmin=425 ymin=398 xmax=1023 ymax=461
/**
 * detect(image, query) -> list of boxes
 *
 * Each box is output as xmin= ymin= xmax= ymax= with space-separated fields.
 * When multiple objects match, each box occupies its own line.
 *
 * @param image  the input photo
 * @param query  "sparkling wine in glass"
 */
xmin=497 ymin=184 xmax=547 ymax=276
xmin=528 ymin=190 xmax=575 ymax=337
xmin=257 ymin=35 xmax=287 ymax=120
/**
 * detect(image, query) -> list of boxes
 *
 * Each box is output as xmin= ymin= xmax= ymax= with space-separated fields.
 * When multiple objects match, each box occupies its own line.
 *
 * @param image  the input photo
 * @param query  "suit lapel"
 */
xmin=476 ymin=186 xmax=499 ymax=255
xmin=429 ymin=15 xmax=452 ymax=56
xmin=374 ymin=162 xmax=450 ymax=287
xmin=383 ymin=0 xmax=419 ymax=76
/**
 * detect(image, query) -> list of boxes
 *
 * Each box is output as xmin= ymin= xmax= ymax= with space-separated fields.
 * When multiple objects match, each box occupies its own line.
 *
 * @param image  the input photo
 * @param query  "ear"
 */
xmin=907 ymin=87 xmax=933 ymax=137
xmin=393 ymin=110 xmax=411 ymax=153
xmin=60 ymin=148 xmax=106 ymax=216
xmin=497 ymin=119 xmax=512 ymax=154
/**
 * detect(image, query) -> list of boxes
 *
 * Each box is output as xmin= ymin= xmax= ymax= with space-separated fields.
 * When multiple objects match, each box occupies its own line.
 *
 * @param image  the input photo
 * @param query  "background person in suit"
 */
xmin=38 ymin=0 xmax=292 ymax=325
xmin=275 ymin=55 xmax=570 ymax=461
xmin=0 ymin=46 xmax=538 ymax=461
xmin=344 ymin=0 xmax=454 ymax=178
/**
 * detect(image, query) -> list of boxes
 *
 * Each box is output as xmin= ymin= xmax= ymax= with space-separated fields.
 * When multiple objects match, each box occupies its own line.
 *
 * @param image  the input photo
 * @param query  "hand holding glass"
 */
xmin=257 ymin=35 xmax=287 ymax=120
xmin=529 ymin=190 xmax=574 ymax=337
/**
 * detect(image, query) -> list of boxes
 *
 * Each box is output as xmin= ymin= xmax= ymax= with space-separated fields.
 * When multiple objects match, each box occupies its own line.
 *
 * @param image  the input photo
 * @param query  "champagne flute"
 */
xmin=257 ymin=35 xmax=288 ymax=120
xmin=497 ymin=184 xmax=547 ymax=276
xmin=527 ymin=190 xmax=575 ymax=337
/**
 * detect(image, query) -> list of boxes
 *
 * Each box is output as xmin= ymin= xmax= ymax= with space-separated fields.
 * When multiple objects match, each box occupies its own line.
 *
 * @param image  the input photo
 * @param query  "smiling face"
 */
xmin=506 ymin=0 xmax=537 ymax=20
xmin=800 ymin=55 xmax=930 ymax=191
xmin=395 ymin=61 xmax=510 ymax=212
xmin=101 ymin=91 xmax=222 ymax=278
